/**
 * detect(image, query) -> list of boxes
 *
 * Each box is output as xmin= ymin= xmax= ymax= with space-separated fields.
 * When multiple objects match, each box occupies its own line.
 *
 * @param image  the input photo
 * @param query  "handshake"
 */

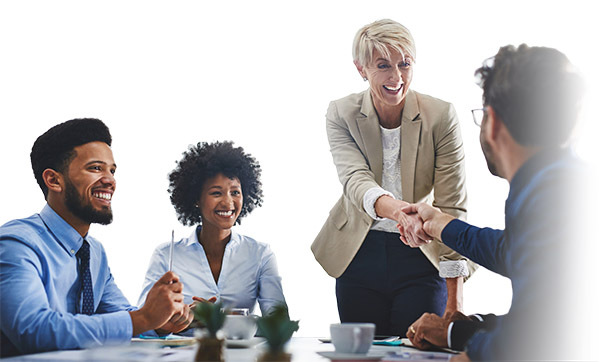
xmin=393 ymin=202 xmax=457 ymax=248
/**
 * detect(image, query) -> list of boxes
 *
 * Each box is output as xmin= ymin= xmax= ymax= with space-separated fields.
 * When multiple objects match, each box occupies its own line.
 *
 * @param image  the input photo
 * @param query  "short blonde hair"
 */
xmin=352 ymin=19 xmax=416 ymax=67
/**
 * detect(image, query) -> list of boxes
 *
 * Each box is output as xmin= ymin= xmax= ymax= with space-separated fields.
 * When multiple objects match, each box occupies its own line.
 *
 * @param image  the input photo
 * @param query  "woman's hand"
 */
xmin=191 ymin=296 xmax=217 ymax=310
xmin=397 ymin=212 xmax=432 ymax=248
xmin=401 ymin=203 xmax=455 ymax=242
xmin=374 ymin=195 xmax=431 ymax=247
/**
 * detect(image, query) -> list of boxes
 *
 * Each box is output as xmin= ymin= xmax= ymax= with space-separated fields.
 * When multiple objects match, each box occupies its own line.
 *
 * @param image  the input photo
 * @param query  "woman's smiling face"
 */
xmin=359 ymin=47 xmax=413 ymax=111
xmin=197 ymin=173 xmax=243 ymax=231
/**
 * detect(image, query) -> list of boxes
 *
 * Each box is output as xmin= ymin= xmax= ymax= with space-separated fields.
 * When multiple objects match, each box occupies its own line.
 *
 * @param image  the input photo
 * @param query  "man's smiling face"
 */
xmin=63 ymin=141 xmax=116 ymax=225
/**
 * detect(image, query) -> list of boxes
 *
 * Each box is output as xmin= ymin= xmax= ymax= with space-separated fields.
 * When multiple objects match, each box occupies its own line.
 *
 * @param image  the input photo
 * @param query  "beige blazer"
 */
xmin=311 ymin=89 xmax=477 ymax=278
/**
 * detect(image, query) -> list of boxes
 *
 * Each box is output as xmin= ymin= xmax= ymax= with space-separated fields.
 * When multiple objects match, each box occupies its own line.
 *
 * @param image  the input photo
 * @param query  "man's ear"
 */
xmin=485 ymin=107 xmax=503 ymax=141
xmin=354 ymin=60 xmax=367 ymax=79
xmin=42 ymin=169 xmax=64 ymax=194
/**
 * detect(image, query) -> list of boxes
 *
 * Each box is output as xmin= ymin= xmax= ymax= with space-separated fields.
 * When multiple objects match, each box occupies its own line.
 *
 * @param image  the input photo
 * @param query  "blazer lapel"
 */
xmin=400 ymin=90 xmax=422 ymax=203
xmin=357 ymin=91 xmax=383 ymax=184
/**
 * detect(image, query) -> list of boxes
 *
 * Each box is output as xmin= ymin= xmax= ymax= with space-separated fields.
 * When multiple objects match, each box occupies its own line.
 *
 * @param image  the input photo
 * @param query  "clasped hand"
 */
xmin=397 ymin=203 xmax=454 ymax=248
xmin=397 ymin=211 xmax=432 ymax=247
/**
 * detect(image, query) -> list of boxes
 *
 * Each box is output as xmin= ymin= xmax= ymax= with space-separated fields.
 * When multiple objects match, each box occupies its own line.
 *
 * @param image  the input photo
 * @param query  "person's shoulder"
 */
xmin=234 ymin=232 xmax=272 ymax=254
xmin=328 ymin=90 xmax=368 ymax=117
xmin=331 ymin=90 xmax=366 ymax=105
xmin=412 ymin=90 xmax=453 ymax=112
xmin=0 ymin=213 xmax=46 ymax=247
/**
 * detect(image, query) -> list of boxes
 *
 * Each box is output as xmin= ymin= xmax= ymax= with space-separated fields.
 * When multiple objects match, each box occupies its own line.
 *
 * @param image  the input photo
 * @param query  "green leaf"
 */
xmin=256 ymin=304 xmax=299 ymax=352
xmin=193 ymin=302 xmax=226 ymax=338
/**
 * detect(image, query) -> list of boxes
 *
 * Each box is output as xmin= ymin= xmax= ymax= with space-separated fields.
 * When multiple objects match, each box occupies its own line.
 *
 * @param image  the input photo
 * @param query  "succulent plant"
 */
xmin=256 ymin=304 xmax=299 ymax=353
xmin=193 ymin=302 xmax=226 ymax=338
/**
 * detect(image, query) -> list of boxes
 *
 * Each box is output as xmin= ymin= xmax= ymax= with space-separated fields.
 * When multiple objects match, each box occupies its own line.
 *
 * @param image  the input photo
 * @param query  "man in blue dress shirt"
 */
xmin=0 ymin=118 xmax=193 ymax=357
xmin=402 ymin=45 xmax=589 ymax=360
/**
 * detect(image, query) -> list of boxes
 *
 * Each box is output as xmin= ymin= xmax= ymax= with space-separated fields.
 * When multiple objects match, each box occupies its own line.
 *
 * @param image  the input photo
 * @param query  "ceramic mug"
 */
xmin=222 ymin=315 xmax=257 ymax=340
xmin=330 ymin=323 xmax=375 ymax=354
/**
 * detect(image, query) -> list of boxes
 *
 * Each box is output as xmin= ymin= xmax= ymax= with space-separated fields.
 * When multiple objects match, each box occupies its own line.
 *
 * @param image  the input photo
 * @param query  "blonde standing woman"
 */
xmin=312 ymin=19 xmax=476 ymax=336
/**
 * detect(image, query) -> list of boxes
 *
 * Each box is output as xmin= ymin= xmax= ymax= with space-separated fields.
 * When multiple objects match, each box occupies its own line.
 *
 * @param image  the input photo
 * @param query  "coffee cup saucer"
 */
xmin=225 ymin=336 xmax=265 ymax=349
xmin=316 ymin=351 xmax=386 ymax=361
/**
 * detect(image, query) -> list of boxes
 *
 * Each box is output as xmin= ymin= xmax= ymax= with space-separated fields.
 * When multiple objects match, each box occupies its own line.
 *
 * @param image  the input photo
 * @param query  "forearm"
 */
xmin=426 ymin=211 xmax=455 ymax=241
xmin=444 ymin=277 xmax=464 ymax=314
xmin=374 ymin=195 xmax=409 ymax=222
xmin=4 ymin=308 xmax=132 ymax=353
xmin=129 ymin=310 xmax=153 ymax=336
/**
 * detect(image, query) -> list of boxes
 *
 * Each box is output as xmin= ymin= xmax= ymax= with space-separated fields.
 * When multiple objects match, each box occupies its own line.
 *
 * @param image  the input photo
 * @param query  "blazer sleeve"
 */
xmin=326 ymin=100 xmax=379 ymax=212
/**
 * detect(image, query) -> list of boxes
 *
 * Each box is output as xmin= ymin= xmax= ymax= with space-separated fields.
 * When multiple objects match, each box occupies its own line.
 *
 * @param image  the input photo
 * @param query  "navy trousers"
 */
xmin=336 ymin=230 xmax=447 ymax=337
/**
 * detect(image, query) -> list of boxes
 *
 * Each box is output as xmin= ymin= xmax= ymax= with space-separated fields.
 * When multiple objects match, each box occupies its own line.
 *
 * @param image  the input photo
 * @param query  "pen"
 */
xmin=169 ymin=229 xmax=174 ymax=271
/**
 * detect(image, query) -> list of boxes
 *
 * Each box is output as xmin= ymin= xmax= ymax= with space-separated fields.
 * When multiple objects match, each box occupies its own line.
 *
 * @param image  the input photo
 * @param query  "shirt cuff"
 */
xmin=104 ymin=310 xmax=134 ymax=342
xmin=439 ymin=260 xmax=469 ymax=278
xmin=470 ymin=314 xmax=484 ymax=322
xmin=363 ymin=187 xmax=395 ymax=220
xmin=447 ymin=321 xmax=454 ymax=349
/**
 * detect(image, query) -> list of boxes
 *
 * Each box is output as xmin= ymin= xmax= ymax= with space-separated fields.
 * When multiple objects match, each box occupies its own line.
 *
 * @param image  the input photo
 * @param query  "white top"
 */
xmin=362 ymin=125 xmax=468 ymax=278
xmin=363 ymin=125 xmax=403 ymax=233
xmin=137 ymin=227 xmax=286 ymax=316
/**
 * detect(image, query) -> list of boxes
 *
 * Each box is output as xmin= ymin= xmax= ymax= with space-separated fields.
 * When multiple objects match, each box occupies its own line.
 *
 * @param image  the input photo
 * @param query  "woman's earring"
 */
xmin=363 ymin=77 xmax=368 ymax=81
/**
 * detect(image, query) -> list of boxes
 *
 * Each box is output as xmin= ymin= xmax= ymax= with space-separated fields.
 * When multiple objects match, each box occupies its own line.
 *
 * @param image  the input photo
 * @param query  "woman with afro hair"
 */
xmin=137 ymin=141 xmax=286 ymax=320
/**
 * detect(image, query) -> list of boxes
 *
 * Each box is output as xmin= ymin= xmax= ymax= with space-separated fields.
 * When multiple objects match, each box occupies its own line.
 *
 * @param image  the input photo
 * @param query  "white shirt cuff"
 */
xmin=363 ymin=187 xmax=395 ymax=220
xmin=470 ymin=314 xmax=484 ymax=322
xmin=439 ymin=260 xmax=469 ymax=278
xmin=447 ymin=321 xmax=454 ymax=349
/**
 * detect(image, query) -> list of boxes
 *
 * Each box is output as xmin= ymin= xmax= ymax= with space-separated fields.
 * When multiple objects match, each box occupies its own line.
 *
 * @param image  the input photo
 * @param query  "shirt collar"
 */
xmin=39 ymin=203 xmax=85 ymax=254
xmin=360 ymin=89 xmax=420 ymax=123
xmin=189 ymin=225 xmax=241 ymax=249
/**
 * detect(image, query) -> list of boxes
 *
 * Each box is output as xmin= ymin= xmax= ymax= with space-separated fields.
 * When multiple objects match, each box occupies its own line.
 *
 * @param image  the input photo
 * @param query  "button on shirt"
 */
xmin=0 ymin=204 xmax=134 ymax=357
xmin=138 ymin=227 xmax=286 ymax=316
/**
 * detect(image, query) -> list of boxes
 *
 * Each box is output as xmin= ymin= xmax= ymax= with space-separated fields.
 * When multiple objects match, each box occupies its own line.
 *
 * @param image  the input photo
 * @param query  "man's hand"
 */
xmin=401 ymin=203 xmax=455 ymax=242
xmin=445 ymin=311 xmax=471 ymax=322
xmin=374 ymin=195 xmax=431 ymax=247
xmin=397 ymin=212 xmax=432 ymax=248
xmin=155 ymin=304 xmax=194 ymax=334
xmin=407 ymin=311 xmax=473 ymax=350
xmin=129 ymin=271 xmax=189 ymax=335
xmin=407 ymin=313 xmax=452 ymax=349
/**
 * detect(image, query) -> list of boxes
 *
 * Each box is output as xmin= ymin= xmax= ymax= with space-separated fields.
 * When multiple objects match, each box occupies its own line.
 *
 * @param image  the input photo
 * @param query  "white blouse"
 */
xmin=137 ymin=227 xmax=286 ymax=316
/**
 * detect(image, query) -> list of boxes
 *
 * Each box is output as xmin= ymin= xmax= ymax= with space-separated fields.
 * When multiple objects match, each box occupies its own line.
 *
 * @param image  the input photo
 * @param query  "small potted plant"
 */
xmin=193 ymin=302 xmax=226 ymax=362
xmin=256 ymin=304 xmax=299 ymax=362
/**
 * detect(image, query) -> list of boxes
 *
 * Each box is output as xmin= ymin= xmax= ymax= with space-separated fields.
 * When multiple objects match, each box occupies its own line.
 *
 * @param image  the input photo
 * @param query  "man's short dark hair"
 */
xmin=475 ymin=44 xmax=584 ymax=147
xmin=30 ymin=118 xmax=112 ymax=198
xmin=168 ymin=141 xmax=263 ymax=226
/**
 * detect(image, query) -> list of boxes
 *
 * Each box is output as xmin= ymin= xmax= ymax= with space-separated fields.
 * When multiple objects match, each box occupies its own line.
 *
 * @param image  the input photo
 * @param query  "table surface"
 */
xmin=5 ymin=337 xmax=455 ymax=361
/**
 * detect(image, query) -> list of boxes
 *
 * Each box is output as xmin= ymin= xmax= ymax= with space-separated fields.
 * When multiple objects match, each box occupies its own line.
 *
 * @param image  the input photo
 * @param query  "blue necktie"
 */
xmin=77 ymin=240 xmax=94 ymax=315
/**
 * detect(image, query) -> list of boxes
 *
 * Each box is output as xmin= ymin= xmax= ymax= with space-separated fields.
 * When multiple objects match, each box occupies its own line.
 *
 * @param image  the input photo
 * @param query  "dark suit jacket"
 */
xmin=450 ymin=314 xmax=497 ymax=351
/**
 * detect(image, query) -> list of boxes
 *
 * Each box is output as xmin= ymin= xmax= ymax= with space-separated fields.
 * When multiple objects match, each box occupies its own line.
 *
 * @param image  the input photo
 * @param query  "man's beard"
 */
xmin=480 ymin=130 xmax=500 ymax=177
xmin=64 ymin=177 xmax=113 ymax=225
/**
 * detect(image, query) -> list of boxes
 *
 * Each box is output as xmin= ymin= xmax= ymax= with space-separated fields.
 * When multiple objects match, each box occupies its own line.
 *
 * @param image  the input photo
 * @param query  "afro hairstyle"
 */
xmin=168 ymin=141 xmax=263 ymax=226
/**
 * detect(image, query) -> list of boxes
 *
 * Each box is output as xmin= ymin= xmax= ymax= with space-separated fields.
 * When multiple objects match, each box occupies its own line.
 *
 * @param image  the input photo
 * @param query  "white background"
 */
xmin=1 ymin=0 xmax=597 ymax=339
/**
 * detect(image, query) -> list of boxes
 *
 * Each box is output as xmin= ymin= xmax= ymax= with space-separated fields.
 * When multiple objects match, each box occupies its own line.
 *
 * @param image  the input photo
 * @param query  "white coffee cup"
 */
xmin=222 ymin=315 xmax=257 ymax=340
xmin=330 ymin=323 xmax=375 ymax=354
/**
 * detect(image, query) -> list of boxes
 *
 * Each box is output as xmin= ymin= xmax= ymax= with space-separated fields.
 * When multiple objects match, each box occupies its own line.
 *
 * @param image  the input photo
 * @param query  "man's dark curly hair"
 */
xmin=168 ymin=141 xmax=263 ymax=226
xmin=475 ymin=44 xmax=584 ymax=147
xmin=30 ymin=118 xmax=112 ymax=199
